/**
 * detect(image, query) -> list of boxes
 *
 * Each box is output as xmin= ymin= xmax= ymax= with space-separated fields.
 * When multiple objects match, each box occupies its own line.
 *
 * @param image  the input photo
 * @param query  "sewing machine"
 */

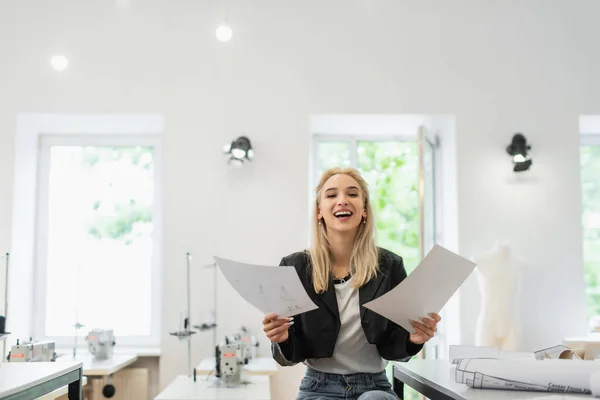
xmin=212 ymin=327 xmax=259 ymax=385
xmin=235 ymin=326 xmax=258 ymax=364
xmin=85 ymin=328 xmax=116 ymax=361
xmin=8 ymin=338 xmax=57 ymax=362
xmin=215 ymin=337 xmax=245 ymax=384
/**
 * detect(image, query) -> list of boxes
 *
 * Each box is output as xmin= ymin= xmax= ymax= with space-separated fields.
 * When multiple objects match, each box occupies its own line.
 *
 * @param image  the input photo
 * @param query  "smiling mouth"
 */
xmin=334 ymin=211 xmax=353 ymax=218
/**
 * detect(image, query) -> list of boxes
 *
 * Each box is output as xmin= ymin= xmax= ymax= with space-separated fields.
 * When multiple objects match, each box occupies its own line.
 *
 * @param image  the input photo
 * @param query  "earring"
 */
xmin=363 ymin=218 xmax=366 ymax=224
xmin=318 ymin=220 xmax=322 ymax=226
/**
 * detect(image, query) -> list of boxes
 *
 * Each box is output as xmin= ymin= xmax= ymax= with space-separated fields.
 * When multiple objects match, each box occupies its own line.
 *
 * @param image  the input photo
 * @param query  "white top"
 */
xmin=306 ymin=277 xmax=386 ymax=374
xmin=154 ymin=375 xmax=270 ymax=400
xmin=392 ymin=359 xmax=590 ymax=400
xmin=55 ymin=353 xmax=137 ymax=376
xmin=0 ymin=361 xmax=83 ymax=398
xmin=195 ymin=357 xmax=278 ymax=376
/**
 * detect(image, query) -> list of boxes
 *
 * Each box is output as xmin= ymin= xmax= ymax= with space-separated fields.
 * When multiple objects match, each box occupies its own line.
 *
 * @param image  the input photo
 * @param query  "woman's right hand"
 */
xmin=262 ymin=312 xmax=294 ymax=343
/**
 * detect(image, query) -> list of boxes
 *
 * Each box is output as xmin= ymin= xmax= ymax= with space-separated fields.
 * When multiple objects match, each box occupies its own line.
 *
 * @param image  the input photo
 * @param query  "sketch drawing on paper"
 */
xmin=279 ymin=286 xmax=294 ymax=302
xmin=278 ymin=286 xmax=302 ymax=312
xmin=212 ymin=255 xmax=319 ymax=318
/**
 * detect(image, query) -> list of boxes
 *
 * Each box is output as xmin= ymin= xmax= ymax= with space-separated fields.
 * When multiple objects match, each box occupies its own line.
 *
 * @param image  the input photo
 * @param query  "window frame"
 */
xmin=581 ymin=134 xmax=600 ymax=146
xmin=580 ymin=133 xmax=600 ymax=320
xmin=311 ymin=133 xmax=418 ymax=167
xmin=310 ymin=132 xmax=446 ymax=360
xmin=309 ymin=133 xmax=418 ymax=223
xmin=32 ymin=133 xmax=163 ymax=348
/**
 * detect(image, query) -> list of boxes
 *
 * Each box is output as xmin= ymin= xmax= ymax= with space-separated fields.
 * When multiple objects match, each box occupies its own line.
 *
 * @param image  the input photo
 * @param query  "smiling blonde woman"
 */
xmin=262 ymin=167 xmax=441 ymax=400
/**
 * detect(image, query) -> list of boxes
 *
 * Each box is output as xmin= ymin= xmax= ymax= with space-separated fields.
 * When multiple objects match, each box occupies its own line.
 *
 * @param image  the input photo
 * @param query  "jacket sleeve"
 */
xmin=377 ymin=253 xmax=424 ymax=361
xmin=271 ymin=340 xmax=297 ymax=367
xmin=270 ymin=256 xmax=306 ymax=367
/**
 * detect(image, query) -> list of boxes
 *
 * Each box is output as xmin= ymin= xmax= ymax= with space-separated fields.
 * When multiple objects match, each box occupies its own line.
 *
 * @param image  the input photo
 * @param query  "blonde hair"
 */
xmin=308 ymin=167 xmax=379 ymax=293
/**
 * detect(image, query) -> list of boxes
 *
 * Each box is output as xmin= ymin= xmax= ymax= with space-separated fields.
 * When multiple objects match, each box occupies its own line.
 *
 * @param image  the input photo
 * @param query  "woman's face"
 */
xmin=318 ymin=173 xmax=367 ymax=234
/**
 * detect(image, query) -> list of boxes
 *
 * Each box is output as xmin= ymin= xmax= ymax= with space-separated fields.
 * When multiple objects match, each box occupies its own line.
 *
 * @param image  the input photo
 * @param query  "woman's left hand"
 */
xmin=409 ymin=313 xmax=441 ymax=345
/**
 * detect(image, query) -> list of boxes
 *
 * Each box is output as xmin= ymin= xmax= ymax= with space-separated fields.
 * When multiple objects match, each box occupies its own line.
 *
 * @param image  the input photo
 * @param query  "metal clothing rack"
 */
xmin=169 ymin=253 xmax=219 ymax=378
xmin=1 ymin=253 xmax=10 ymax=362
xmin=169 ymin=253 xmax=197 ymax=377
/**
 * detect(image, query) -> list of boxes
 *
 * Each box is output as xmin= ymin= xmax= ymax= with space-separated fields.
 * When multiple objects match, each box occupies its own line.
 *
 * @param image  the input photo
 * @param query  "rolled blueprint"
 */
xmin=455 ymin=358 xmax=600 ymax=394
xmin=591 ymin=370 xmax=600 ymax=397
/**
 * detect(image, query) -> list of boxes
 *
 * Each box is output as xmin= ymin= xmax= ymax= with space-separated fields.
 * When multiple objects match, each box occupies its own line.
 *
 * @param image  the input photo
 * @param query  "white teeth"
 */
xmin=334 ymin=211 xmax=352 ymax=217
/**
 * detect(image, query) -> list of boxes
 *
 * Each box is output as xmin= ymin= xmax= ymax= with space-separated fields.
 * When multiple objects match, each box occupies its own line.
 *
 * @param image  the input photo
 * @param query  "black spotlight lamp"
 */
xmin=506 ymin=133 xmax=532 ymax=172
xmin=223 ymin=136 xmax=254 ymax=167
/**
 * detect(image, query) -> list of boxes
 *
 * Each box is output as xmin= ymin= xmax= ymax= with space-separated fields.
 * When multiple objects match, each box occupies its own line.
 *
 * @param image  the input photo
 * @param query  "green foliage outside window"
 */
xmin=357 ymin=141 xmax=420 ymax=273
xmin=316 ymin=140 xmax=420 ymax=272
xmin=581 ymin=145 xmax=600 ymax=321
xmin=75 ymin=146 xmax=154 ymax=244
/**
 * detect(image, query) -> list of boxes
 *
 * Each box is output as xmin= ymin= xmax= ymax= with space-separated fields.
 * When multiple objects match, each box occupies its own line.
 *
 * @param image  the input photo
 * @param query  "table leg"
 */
xmin=68 ymin=368 xmax=83 ymax=400
xmin=393 ymin=377 xmax=404 ymax=399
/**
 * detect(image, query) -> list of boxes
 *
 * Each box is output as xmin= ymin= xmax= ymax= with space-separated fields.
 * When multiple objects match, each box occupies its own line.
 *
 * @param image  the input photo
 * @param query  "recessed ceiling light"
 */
xmin=216 ymin=23 xmax=232 ymax=42
xmin=50 ymin=55 xmax=69 ymax=71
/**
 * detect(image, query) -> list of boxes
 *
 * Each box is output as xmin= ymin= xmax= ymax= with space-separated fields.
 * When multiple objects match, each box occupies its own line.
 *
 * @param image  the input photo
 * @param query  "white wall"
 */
xmin=0 ymin=0 xmax=597 ymax=398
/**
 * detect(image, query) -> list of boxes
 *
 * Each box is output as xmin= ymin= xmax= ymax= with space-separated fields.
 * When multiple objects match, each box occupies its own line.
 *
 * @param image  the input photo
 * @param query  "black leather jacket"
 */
xmin=271 ymin=248 xmax=423 ymax=366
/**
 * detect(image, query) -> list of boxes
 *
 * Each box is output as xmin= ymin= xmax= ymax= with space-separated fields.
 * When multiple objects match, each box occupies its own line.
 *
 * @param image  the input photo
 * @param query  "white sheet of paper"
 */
xmin=363 ymin=245 xmax=476 ymax=334
xmin=213 ymin=256 xmax=319 ymax=318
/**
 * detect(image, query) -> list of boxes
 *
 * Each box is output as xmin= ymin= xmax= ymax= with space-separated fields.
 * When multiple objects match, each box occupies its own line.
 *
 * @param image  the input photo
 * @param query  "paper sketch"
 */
xmin=279 ymin=286 xmax=295 ymax=302
xmin=363 ymin=245 xmax=476 ymax=333
xmin=455 ymin=358 xmax=600 ymax=394
xmin=213 ymin=256 xmax=318 ymax=318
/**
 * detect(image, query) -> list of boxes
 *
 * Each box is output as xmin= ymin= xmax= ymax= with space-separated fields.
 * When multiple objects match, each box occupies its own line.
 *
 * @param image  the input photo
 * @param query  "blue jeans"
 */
xmin=296 ymin=367 xmax=399 ymax=400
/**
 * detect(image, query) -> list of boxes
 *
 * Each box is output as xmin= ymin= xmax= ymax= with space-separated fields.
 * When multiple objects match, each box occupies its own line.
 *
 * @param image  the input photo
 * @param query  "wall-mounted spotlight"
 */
xmin=506 ymin=133 xmax=532 ymax=172
xmin=223 ymin=136 xmax=254 ymax=167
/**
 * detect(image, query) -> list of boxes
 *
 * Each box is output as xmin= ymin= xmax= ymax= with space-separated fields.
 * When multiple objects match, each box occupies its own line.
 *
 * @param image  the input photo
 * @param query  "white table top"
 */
xmin=392 ymin=359 xmax=590 ymax=400
xmin=37 ymin=377 xmax=88 ymax=400
xmin=195 ymin=357 xmax=278 ymax=376
xmin=154 ymin=375 xmax=271 ymax=400
xmin=564 ymin=335 xmax=600 ymax=344
xmin=57 ymin=346 xmax=161 ymax=357
xmin=55 ymin=353 xmax=137 ymax=376
xmin=0 ymin=361 xmax=83 ymax=398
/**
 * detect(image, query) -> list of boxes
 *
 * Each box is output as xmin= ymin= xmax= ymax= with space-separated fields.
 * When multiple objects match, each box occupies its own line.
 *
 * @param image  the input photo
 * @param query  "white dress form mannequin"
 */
xmin=473 ymin=240 xmax=524 ymax=351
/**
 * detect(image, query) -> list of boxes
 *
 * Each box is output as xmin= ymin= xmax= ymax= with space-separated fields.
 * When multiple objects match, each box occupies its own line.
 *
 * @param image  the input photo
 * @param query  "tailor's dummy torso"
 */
xmin=473 ymin=241 xmax=524 ymax=351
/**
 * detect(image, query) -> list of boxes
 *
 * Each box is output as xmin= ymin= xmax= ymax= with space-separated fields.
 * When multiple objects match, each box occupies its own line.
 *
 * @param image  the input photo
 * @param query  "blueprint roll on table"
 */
xmin=454 ymin=358 xmax=600 ymax=394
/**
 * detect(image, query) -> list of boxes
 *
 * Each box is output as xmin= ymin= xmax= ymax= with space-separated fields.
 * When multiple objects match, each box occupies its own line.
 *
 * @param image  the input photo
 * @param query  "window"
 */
xmin=312 ymin=133 xmax=438 ymax=400
xmin=312 ymin=136 xmax=427 ymax=275
xmin=33 ymin=135 xmax=162 ymax=347
xmin=581 ymin=140 xmax=600 ymax=321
